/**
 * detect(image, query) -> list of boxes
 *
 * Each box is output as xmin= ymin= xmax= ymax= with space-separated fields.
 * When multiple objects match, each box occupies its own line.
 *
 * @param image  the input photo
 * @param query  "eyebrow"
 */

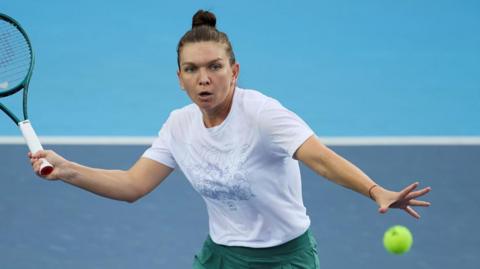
xmin=181 ymin=58 xmax=223 ymax=67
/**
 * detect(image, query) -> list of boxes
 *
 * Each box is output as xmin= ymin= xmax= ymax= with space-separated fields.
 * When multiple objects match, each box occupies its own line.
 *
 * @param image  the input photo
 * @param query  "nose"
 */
xmin=198 ymin=68 xmax=210 ymax=86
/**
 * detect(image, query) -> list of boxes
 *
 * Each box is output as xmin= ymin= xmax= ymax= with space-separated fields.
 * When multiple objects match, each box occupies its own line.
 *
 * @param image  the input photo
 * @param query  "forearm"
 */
xmin=315 ymin=147 xmax=380 ymax=198
xmin=60 ymin=161 xmax=141 ymax=202
xmin=297 ymin=136 xmax=430 ymax=217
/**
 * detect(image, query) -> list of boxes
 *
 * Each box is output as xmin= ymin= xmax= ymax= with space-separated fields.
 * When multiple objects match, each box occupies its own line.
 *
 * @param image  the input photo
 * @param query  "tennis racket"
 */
xmin=0 ymin=13 xmax=53 ymax=176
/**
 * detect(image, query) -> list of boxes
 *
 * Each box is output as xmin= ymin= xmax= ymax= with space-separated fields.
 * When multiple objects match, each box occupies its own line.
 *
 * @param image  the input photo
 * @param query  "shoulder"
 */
xmin=236 ymin=87 xmax=272 ymax=102
xmin=164 ymin=103 xmax=199 ymax=129
xmin=169 ymin=103 xmax=198 ymax=119
xmin=235 ymin=87 xmax=279 ymax=116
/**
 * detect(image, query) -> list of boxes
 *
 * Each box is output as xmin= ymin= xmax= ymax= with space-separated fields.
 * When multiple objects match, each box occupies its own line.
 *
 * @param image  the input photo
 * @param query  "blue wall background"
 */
xmin=1 ymin=0 xmax=479 ymax=136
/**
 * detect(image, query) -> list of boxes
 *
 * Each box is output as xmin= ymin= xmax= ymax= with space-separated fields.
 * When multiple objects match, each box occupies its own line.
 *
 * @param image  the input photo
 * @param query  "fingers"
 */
xmin=408 ymin=199 xmax=431 ymax=207
xmin=32 ymin=158 xmax=42 ymax=176
xmin=28 ymin=151 xmax=49 ymax=176
xmin=404 ymin=186 xmax=432 ymax=208
xmin=405 ymin=187 xmax=431 ymax=200
xmin=28 ymin=150 xmax=48 ymax=164
xmin=31 ymin=150 xmax=48 ymax=159
xmin=377 ymin=182 xmax=431 ymax=218
xmin=399 ymin=182 xmax=419 ymax=198
xmin=405 ymin=206 xmax=421 ymax=219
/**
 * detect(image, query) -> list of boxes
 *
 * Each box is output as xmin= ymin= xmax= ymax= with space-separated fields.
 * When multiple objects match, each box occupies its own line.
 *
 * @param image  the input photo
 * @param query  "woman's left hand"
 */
xmin=371 ymin=182 xmax=431 ymax=219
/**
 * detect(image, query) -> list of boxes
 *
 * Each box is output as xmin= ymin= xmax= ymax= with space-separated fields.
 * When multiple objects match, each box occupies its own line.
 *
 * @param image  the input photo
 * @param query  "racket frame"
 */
xmin=0 ymin=13 xmax=35 ymax=99
xmin=0 ymin=13 xmax=53 ymax=176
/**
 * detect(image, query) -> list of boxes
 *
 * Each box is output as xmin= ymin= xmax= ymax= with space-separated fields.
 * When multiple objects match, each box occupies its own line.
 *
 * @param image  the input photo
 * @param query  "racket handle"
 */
xmin=18 ymin=120 xmax=54 ymax=176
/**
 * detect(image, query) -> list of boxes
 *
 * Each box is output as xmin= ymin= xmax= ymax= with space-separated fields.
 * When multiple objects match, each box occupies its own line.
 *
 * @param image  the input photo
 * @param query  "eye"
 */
xmin=183 ymin=66 xmax=196 ymax=73
xmin=209 ymin=63 xmax=223 ymax=71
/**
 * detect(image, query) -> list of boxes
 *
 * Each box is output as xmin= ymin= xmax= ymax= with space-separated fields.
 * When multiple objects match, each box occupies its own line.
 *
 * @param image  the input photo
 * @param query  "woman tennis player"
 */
xmin=30 ymin=10 xmax=431 ymax=268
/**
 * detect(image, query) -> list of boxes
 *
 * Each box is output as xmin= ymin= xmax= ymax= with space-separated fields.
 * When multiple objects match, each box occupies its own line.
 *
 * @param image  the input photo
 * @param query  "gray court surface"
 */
xmin=1 ymin=145 xmax=479 ymax=268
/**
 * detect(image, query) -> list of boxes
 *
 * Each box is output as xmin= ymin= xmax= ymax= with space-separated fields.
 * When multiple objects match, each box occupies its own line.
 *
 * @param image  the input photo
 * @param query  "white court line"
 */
xmin=1 ymin=136 xmax=480 ymax=145
xmin=319 ymin=136 xmax=480 ymax=145
xmin=0 ymin=136 xmax=155 ymax=145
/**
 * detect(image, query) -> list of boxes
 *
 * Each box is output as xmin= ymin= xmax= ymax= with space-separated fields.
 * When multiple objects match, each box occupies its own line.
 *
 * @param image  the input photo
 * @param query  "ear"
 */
xmin=231 ymin=63 xmax=240 ymax=86
xmin=177 ymin=70 xmax=185 ymax=90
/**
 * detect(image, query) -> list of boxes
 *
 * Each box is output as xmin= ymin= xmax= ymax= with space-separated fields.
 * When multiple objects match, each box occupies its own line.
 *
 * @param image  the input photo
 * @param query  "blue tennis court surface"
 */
xmin=1 ymin=144 xmax=478 ymax=268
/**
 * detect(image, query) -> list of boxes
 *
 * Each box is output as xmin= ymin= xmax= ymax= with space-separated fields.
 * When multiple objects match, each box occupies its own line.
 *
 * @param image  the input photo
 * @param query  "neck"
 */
xmin=202 ymin=87 xmax=235 ymax=128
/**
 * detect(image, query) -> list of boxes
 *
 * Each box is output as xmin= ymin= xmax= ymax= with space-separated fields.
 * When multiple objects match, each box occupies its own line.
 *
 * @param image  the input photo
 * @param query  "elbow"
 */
xmin=122 ymin=187 xmax=146 ymax=203
xmin=122 ymin=172 xmax=146 ymax=203
xmin=124 ymin=191 xmax=144 ymax=203
xmin=125 ymin=196 xmax=139 ymax=203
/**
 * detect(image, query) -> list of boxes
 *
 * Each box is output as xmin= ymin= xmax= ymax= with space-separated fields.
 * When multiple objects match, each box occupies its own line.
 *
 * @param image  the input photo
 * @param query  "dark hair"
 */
xmin=177 ymin=10 xmax=236 ymax=68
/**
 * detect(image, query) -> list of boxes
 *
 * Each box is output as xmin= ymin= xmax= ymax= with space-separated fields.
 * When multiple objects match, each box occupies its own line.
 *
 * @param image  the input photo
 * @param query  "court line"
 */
xmin=1 ymin=136 xmax=480 ymax=145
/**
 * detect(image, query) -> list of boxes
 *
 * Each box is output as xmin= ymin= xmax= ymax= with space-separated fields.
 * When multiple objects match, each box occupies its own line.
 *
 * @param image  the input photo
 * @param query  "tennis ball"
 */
xmin=383 ymin=225 xmax=413 ymax=254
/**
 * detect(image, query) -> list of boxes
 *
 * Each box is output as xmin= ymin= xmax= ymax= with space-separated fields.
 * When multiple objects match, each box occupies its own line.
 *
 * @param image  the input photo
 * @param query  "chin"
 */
xmin=195 ymin=101 xmax=215 ymax=110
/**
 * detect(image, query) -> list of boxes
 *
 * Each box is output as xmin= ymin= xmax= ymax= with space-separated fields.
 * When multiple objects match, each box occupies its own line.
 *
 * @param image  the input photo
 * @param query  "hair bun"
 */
xmin=192 ymin=10 xmax=216 ymax=28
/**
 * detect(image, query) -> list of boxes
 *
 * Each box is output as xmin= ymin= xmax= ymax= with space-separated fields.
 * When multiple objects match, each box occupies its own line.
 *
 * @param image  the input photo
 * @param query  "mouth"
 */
xmin=199 ymin=91 xmax=212 ymax=97
xmin=198 ymin=91 xmax=213 ymax=100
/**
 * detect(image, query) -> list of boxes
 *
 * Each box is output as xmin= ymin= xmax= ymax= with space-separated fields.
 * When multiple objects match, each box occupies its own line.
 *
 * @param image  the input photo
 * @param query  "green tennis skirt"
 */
xmin=193 ymin=229 xmax=320 ymax=269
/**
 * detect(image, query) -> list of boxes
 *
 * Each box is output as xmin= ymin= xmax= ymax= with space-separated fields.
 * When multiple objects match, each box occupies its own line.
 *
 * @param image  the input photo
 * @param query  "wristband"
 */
xmin=368 ymin=185 xmax=378 ymax=200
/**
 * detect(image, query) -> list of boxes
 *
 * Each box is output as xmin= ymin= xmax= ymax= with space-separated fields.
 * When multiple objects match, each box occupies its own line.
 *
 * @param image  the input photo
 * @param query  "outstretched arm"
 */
xmin=294 ymin=135 xmax=431 ymax=219
xmin=29 ymin=150 xmax=173 ymax=203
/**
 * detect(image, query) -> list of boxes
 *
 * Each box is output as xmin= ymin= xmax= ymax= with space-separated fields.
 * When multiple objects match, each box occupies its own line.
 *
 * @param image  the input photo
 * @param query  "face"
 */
xmin=177 ymin=41 xmax=239 ymax=113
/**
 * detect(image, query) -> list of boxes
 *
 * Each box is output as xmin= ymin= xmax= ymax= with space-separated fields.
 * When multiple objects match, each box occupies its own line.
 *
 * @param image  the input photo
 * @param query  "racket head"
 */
xmin=0 ymin=13 xmax=34 ymax=98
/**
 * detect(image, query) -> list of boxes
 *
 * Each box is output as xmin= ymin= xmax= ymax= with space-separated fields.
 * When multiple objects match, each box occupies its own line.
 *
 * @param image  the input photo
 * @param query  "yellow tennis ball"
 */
xmin=383 ymin=225 xmax=413 ymax=254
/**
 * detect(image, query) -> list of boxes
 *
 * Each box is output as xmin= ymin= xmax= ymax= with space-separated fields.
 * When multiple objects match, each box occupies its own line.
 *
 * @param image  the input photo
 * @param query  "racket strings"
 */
xmin=0 ymin=55 xmax=31 ymax=69
xmin=0 ymin=35 xmax=31 ymax=62
xmin=0 ymin=21 xmax=32 ymax=92
xmin=1 ymin=69 xmax=30 ymax=84
xmin=0 ymin=27 xmax=29 ymax=53
xmin=0 ymin=55 xmax=31 ymax=70
xmin=0 ymin=42 xmax=30 ymax=59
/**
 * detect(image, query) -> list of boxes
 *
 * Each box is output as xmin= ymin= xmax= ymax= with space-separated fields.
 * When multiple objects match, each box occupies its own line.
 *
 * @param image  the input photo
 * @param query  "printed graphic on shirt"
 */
xmin=183 ymin=142 xmax=255 ymax=211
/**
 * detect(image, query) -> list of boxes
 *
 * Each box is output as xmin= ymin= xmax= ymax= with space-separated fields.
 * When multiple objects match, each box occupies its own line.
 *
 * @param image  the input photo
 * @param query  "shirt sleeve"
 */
xmin=142 ymin=114 xmax=177 ymax=169
xmin=257 ymin=98 xmax=314 ymax=158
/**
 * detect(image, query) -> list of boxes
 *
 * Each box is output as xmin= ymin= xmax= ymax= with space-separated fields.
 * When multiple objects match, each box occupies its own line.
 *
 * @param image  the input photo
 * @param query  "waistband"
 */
xmin=205 ymin=229 xmax=316 ymax=258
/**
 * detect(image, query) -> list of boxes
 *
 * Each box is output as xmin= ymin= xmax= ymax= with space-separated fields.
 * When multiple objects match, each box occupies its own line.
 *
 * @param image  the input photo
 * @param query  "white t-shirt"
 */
xmin=143 ymin=87 xmax=314 ymax=248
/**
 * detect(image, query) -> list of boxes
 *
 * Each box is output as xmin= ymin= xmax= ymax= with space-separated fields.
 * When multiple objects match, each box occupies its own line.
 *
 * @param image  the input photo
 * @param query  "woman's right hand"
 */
xmin=28 ymin=150 xmax=70 ymax=180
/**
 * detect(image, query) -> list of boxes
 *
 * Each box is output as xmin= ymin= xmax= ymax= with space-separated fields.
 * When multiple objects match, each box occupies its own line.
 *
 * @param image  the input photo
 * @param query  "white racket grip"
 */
xmin=19 ymin=120 xmax=54 ymax=175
